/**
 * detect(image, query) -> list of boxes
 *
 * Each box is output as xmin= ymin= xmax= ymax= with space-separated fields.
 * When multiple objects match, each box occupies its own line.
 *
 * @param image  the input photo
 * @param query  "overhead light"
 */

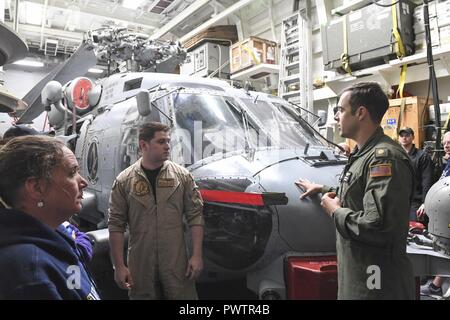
xmin=122 ymin=0 xmax=143 ymax=10
xmin=13 ymin=59 xmax=44 ymax=67
xmin=88 ymin=68 xmax=104 ymax=74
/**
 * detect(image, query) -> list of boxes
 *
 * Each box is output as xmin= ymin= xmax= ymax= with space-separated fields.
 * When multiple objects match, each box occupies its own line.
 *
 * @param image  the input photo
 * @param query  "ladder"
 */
xmin=278 ymin=3 xmax=314 ymax=123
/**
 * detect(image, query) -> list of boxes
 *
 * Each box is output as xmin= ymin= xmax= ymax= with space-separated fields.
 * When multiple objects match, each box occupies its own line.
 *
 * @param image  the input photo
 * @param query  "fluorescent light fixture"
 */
xmin=13 ymin=59 xmax=44 ymax=67
xmin=88 ymin=68 xmax=104 ymax=74
xmin=122 ymin=0 xmax=142 ymax=10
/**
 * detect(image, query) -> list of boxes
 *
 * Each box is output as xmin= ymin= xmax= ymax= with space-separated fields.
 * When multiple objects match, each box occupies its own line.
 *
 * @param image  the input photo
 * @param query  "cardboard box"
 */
xmin=230 ymin=36 xmax=277 ymax=74
xmin=347 ymin=97 xmax=430 ymax=150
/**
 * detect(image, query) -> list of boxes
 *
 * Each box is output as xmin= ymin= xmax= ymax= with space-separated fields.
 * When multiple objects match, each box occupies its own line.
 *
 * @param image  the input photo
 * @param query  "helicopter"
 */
xmin=13 ymin=27 xmax=348 ymax=299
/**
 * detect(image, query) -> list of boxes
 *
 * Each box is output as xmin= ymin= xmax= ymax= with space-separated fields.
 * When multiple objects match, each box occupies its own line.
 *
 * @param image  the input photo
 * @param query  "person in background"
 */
xmin=296 ymin=82 xmax=415 ymax=299
xmin=439 ymin=131 xmax=450 ymax=176
xmin=108 ymin=122 xmax=204 ymax=300
xmin=421 ymin=276 xmax=445 ymax=298
xmin=58 ymin=221 xmax=93 ymax=263
xmin=1 ymin=124 xmax=93 ymax=262
xmin=398 ymin=127 xmax=433 ymax=222
xmin=0 ymin=136 xmax=99 ymax=299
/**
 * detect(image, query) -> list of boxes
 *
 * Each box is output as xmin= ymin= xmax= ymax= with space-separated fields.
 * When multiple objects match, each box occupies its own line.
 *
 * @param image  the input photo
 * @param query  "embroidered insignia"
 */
xmin=133 ymin=180 xmax=149 ymax=196
xmin=375 ymin=148 xmax=388 ymax=158
xmin=369 ymin=163 xmax=392 ymax=178
xmin=157 ymin=178 xmax=175 ymax=188
xmin=342 ymin=172 xmax=352 ymax=183
xmin=338 ymin=171 xmax=344 ymax=182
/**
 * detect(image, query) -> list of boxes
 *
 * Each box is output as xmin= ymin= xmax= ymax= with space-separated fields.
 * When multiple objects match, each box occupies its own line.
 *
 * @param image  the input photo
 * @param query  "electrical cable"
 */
xmin=371 ymin=0 xmax=400 ymax=7
xmin=423 ymin=0 xmax=444 ymax=172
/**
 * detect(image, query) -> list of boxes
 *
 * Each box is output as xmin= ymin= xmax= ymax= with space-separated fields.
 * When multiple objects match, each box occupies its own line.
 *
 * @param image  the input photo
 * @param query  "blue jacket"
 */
xmin=0 ymin=208 xmax=100 ymax=300
xmin=441 ymin=160 xmax=450 ymax=178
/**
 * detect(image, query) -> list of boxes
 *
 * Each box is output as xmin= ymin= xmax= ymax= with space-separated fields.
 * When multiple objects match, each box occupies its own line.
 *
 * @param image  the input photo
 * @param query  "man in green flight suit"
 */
xmin=296 ymin=82 xmax=415 ymax=299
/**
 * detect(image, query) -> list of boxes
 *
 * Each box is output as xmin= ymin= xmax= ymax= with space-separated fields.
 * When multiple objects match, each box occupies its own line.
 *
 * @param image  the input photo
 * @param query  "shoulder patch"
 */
xmin=375 ymin=148 xmax=389 ymax=158
xmin=369 ymin=163 xmax=392 ymax=178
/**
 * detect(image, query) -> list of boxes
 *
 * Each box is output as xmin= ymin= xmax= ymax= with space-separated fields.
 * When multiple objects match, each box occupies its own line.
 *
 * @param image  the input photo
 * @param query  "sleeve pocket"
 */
xmin=363 ymin=189 xmax=382 ymax=227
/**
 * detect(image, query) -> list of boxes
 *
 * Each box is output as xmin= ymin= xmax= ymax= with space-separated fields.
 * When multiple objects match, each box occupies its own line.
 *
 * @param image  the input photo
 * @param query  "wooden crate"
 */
xmin=230 ymin=36 xmax=277 ymax=74
xmin=346 ymin=96 xmax=430 ymax=150
xmin=182 ymin=25 xmax=238 ymax=51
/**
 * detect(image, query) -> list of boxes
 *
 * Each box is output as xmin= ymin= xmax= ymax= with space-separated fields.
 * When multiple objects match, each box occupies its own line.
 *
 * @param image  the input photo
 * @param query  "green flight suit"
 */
xmin=325 ymin=127 xmax=415 ymax=299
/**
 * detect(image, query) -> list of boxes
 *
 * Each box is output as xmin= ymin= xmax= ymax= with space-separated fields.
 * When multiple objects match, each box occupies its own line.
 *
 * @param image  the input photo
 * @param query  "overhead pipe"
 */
xmin=14 ymin=0 xmax=19 ymax=31
xmin=39 ymin=0 xmax=49 ymax=50
xmin=179 ymin=0 xmax=255 ymax=44
xmin=149 ymin=0 xmax=211 ymax=40
xmin=268 ymin=0 xmax=276 ymax=42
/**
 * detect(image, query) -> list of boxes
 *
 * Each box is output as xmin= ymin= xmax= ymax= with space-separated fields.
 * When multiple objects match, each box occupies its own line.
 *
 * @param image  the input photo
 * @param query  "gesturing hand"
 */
xmin=295 ymin=178 xmax=323 ymax=199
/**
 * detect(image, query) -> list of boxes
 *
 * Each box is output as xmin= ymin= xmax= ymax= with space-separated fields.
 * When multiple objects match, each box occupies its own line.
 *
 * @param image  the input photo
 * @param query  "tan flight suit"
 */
xmin=108 ymin=159 xmax=204 ymax=299
xmin=324 ymin=127 xmax=415 ymax=299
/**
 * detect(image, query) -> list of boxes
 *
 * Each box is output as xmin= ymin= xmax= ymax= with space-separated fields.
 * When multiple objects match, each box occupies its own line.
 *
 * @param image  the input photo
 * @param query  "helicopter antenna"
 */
xmin=286 ymin=100 xmax=320 ymax=120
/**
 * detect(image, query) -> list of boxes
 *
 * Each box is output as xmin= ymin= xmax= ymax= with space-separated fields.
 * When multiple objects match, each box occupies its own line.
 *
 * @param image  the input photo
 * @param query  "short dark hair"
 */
xmin=138 ymin=122 xmax=170 ymax=142
xmin=340 ymin=82 xmax=389 ymax=124
xmin=0 ymin=136 xmax=65 ymax=207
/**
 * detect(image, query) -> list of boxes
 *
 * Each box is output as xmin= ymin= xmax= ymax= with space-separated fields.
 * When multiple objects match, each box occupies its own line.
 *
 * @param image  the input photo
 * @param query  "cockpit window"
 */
xmin=173 ymin=93 xmax=253 ymax=163
xmin=242 ymin=99 xmax=328 ymax=147
xmin=172 ymin=93 xmax=327 ymax=165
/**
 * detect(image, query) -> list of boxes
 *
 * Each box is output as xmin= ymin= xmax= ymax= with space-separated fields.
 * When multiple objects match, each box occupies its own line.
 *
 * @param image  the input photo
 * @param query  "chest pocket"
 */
xmin=340 ymin=166 xmax=365 ymax=210
xmin=157 ymin=177 xmax=181 ymax=203
xmin=157 ymin=176 xmax=184 ymax=228
xmin=128 ymin=178 xmax=154 ymax=233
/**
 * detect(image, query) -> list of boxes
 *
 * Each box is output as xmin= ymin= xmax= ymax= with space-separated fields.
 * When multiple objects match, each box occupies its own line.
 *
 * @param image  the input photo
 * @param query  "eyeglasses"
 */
xmin=333 ymin=106 xmax=344 ymax=115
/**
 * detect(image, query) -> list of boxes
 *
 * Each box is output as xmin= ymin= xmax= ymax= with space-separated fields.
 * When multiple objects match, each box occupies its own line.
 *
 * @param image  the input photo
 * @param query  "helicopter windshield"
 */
xmin=172 ymin=92 xmax=329 ymax=165
xmin=241 ymin=98 xmax=328 ymax=147
xmin=173 ymin=93 xmax=260 ymax=163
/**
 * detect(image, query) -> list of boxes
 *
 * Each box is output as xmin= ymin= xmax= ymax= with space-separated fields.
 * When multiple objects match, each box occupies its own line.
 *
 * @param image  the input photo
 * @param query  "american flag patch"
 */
xmin=369 ymin=164 xmax=392 ymax=178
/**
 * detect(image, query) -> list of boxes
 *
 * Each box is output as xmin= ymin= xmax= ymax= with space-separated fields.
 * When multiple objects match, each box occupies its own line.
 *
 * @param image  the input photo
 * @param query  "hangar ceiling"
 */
xmin=2 ymin=0 xmax=241 ymax=58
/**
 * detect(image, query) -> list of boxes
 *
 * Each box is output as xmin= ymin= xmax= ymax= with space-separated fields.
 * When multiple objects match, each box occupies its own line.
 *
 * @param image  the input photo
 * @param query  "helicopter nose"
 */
xmin=252 ymin=158 xmax=341 ymax=252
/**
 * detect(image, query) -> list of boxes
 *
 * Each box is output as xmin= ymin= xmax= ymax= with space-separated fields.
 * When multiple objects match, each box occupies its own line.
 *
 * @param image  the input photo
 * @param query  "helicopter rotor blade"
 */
xmin=17 ymin=42 xmax=97 ymax=124
xmin=0 ymin=21 xmax=28 ymax=67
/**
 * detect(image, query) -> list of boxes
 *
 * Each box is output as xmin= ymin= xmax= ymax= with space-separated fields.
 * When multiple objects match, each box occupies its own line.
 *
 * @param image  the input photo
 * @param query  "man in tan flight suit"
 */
xmin=108 ymin=122 xmax=204 ymax=300
xmin=296 ymin=82 xmax=415 ymax=299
